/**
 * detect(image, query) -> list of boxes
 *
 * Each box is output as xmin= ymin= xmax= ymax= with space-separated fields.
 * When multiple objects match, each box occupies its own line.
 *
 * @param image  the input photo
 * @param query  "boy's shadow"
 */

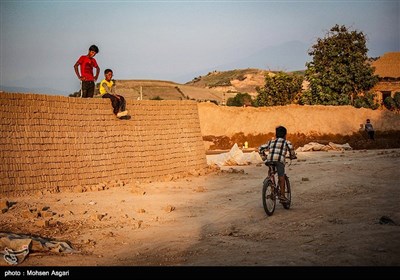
xmin=119 ymin=115 xmax=131 ymax=120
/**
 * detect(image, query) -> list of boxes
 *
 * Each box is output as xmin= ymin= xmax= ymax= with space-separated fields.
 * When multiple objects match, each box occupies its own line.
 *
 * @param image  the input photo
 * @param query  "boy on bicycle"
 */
xmin=259 ymin=126 xmax=297 ymax=202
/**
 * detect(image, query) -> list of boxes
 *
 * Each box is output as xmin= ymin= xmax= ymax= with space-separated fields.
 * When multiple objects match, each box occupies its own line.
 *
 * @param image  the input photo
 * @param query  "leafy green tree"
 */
xmin=69 ymin=91 xmax=81 ymax=97
xmin=150 ymin=96 xmax=163 ymax=100
xmin=393 ymin=92 xmax=400 ymax=109
xmin=384 ymin=96 xmax=396 ymax=110
xmin=227 ymin=92 xmax=253 ymax=107
xmin=255 ymin=72 xmax=303 ymax=106
xmin=303 ymin=24 xmax=378 ymax=106
xmin=353 ymin=92 xmax=379 ymax=110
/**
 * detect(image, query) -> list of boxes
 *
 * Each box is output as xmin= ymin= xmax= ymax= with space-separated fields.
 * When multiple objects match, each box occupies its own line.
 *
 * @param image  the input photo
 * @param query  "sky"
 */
xmin=0 ymin=0 xmax=399 ymax=95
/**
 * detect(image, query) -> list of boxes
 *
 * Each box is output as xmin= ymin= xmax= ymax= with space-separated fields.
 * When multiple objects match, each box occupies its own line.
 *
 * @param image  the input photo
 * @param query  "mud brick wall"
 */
xmin=0 ymin=92 xmax=207 ymax=193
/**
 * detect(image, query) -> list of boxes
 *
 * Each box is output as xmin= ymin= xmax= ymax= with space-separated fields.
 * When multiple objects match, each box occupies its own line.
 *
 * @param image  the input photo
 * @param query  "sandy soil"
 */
xmin=1 ymin=149 xmax=400 ymax=268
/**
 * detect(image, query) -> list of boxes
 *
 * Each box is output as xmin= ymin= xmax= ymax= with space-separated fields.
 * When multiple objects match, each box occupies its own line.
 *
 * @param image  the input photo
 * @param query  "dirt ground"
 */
xmin=1 ymin=148 xmax=400 ymax=269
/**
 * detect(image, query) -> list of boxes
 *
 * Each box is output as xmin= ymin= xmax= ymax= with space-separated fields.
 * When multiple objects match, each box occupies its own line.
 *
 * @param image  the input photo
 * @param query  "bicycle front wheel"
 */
xmin=282 ymin=175 xmax=291 ymax=209
xmin=262 ymin=179 xmax=276 ymax=216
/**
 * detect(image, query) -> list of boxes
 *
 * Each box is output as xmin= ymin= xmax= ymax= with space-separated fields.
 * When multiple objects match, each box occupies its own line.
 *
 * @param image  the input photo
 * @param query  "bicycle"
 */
xmin=261 ymin=159 xmax=292 ymax=216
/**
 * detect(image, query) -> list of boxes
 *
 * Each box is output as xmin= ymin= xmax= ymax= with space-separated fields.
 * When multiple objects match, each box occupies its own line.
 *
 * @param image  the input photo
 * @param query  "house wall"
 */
xmin=197 ymin=102 xmax=400 ymax=137
xmin=373 ymin=81 xmax=400 ymax=103
xmin=0 ymin=92 xmax=207 ymax=193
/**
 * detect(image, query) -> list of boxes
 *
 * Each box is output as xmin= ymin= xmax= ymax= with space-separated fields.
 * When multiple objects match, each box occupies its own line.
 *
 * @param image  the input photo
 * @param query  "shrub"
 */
xmin=393 ymin=92 xmax=400 ymax=109
xmin=384 ymin=96 xmax=396 ymax=110
xmin=353 ymin=92 xmax=379 ymax=110
xmin=226 ymin=93 xmax=253 ymax=107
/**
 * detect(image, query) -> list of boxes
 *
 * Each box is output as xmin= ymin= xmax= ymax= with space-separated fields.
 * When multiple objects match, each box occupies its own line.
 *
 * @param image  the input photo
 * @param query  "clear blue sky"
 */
xmin=0 ymin=0 xmax=399 ymax=95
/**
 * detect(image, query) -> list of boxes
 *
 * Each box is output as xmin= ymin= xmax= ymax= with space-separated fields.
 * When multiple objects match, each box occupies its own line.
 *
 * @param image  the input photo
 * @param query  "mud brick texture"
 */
xmin=0 ymin=92 xmax=207 ymax=193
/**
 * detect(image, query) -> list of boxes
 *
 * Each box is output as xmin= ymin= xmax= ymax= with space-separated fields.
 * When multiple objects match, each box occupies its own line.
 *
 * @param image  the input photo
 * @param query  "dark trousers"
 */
xmin=81 ymin=81 xmax=95 ymax=98
xmin=367 ymin=131 xmax=375 ymax=140
xmin=102 ymin=93 xmax=126 ymax=115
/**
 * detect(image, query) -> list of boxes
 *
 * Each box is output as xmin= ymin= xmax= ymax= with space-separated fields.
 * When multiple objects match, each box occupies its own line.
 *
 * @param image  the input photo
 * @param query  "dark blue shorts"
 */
xmin=274 ymin=161 xmax=285 ymax=177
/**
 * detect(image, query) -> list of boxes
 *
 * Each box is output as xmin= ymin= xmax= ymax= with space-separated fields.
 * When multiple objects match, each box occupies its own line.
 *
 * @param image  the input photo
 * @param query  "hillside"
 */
xmin=114 ymin=79 xmax=226 ymax=103
xmin=114 ymin=68 xmax=280 ymax=104
xmin=185 ymin=68 xmax=270 ymax=96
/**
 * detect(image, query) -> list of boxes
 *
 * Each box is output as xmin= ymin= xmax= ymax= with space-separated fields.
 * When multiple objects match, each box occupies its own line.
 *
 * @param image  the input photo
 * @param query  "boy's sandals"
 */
xmin=117 ymin=110 xmax=128 ymax=118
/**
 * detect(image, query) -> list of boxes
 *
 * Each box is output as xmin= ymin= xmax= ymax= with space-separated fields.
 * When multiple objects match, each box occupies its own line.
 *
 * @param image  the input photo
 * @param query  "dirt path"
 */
xmin=1 ymin=149 xmax=400 ymax=268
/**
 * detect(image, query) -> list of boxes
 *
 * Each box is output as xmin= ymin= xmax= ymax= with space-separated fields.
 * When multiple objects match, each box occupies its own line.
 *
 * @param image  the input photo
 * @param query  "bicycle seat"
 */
xmin=264 ymin=161 xmax=277 ymax=167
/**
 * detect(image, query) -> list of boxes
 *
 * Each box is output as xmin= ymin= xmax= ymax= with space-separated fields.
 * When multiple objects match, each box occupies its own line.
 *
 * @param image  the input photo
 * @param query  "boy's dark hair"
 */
xmin=104 ymin=69 xmax=113 ymax=74
xmin=276 ymin=126 xmax=287 ymax=138
xmin=89 ymin=45 xmax=99 ymax=53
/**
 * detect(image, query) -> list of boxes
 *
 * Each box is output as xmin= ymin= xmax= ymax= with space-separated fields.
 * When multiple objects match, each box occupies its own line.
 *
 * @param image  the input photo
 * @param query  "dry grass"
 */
xmin=115 ymin=69 xmax=271 ymax=102
xmin=115 ymin=79 xmax=225 ymax=102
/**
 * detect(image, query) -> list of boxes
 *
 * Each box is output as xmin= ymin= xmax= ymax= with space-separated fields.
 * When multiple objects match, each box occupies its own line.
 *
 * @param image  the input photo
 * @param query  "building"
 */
xmin=371 ymin=52 xmax=400 ymax=104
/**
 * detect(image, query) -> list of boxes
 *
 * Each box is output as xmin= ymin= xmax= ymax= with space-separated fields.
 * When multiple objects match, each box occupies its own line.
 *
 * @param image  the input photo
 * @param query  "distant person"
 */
xmin=74 ymin=45 xmax=100 ymax=98
xmin=100 ymin=69 xmax=129 ymax=118
xmin=258 ymin=126 xmax=297 ymax=202
xmin=365 ymin=119 xmax=375 ymax=140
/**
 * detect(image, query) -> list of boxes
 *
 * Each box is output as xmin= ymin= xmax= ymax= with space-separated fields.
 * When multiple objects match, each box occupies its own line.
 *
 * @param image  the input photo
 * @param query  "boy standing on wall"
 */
xmin=74 ymin=45 xmax=100 ymax=98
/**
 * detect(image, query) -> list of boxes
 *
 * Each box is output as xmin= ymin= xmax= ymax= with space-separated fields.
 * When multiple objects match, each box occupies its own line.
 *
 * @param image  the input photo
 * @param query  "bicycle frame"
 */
xmin=262 ymin=160 xmax=292 ymax=216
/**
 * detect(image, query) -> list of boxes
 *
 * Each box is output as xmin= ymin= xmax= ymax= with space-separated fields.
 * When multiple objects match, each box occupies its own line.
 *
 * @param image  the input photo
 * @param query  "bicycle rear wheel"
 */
xmin=262 ymin=179 xmax=276 ymax=216
xmin=282 ymin=175 xmax=291 ymax=209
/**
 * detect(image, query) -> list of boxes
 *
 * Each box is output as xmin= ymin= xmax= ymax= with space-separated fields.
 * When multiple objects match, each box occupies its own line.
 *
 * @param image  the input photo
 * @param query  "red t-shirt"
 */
xmin=76 ymin=55 xmax=98 ymax=81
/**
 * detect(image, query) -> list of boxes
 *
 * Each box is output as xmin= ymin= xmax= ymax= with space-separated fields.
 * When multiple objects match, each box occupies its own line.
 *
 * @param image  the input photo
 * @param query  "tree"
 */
xmin=150 ymin=96 xmax=163 ymax=100
xmin=226 ymin=92 xmax=253 ymax=107
xmin=384 ymin=96 xmax=396 ymax=110
xmin=69 ymin=91 xmax=81 ymax=97
xmin=303 ymin=24 xmax=378 ymax=106
xmin=255 ymin=72 xmax=303 ymax=106
xmin=353 ymin=92 xmax=379 ymax=110
xmin=394 ymin=92 xmax=400 ymax=109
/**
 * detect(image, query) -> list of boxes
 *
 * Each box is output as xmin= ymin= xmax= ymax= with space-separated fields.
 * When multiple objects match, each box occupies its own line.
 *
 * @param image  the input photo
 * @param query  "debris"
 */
xmin=207 ymin=143 xmax=263 ymax=166
xmin=0 ymin=232 xmax=77 ymax=265
xmin=296 ymin=142 xmax=352 ymax=152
